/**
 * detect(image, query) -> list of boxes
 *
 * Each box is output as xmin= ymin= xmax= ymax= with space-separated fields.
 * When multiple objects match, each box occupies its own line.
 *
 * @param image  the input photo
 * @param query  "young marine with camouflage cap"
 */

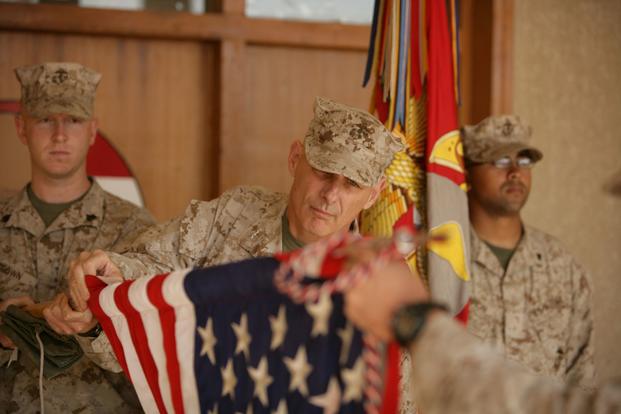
xmin=0 ymin=62 xmax=154 ymax=413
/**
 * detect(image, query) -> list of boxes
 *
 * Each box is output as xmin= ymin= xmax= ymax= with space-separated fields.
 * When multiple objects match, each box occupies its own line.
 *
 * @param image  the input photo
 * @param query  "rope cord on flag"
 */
xmin=273 ymin=233 xmax=396 ymax=303
xmin=274 ymin=230 xmax=411 ymax=414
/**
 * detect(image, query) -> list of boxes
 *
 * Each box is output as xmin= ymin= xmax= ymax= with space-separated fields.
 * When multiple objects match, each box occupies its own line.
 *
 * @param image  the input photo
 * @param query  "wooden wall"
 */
xmin=0 ymin=31 xmax=219 ymax=220
xmin=0 ymin=1 xmax=499 ymax=221
xmin=229 ymin=45 xmax=370 ymax=192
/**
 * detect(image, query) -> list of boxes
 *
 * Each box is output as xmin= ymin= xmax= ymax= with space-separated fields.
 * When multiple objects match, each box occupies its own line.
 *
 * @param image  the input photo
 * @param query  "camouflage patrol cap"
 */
xmin=15 ymin=62 xmax=101 ymax=119
xmin=462 ymin=115 xmax=543 ymax=164
xmin=304 ymin=97 xmax=403 ymax=187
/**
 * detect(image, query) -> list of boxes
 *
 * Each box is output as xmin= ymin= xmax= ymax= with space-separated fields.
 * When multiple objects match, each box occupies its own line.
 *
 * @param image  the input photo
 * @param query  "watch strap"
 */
xmin=392 ymin=302 xmax=447 ymax=347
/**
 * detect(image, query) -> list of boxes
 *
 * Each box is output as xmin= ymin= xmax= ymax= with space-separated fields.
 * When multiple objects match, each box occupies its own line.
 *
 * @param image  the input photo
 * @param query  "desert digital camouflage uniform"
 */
xmin=86 ymin=187 xmax=287 ymax=374
xmin=460 ymin=115 xmax=596 ymax=390
xmin=0 ymin=61 xmax=155 ymax=413
xmin=0 ymin=183 xmax=154 ymax=413
xmin=410 ymin=314 xmax=619 ymax=414
xmin=75 ymin=194 xmax=284 ymax=375
xmin=467 ymin=226 xmax=596 ymax=388
xmin=109 ymin=185 xmax=288 ymax=279
xmin=85 ymin=97 xmax=402 ymax=374
xmin=108 ymin=96 xmax=402 ymax=280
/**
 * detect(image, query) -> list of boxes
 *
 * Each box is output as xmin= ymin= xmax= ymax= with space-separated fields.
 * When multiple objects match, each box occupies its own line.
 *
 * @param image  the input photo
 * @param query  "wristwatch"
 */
xmin=78 ymin=323 xmax=102 ymax=338
xmin=391 ymin=302 xmax=447 ymax=347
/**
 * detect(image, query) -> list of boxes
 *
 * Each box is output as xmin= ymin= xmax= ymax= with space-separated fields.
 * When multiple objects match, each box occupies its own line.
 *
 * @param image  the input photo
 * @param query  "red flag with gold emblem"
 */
xmin=361 ymin=1 xmax=470 ymax=411
xmin=362 ymin=0 xmax=469 ymax=324
xmin=425 ymin=0 xmax=470 ymax=322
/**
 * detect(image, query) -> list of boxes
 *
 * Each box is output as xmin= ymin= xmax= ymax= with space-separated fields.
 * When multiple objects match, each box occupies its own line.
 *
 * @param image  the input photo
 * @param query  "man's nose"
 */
xmin=321 ymin=181 xmax=340 ymax=204
xmin=507 ymin=164 xmax=524 ymax=179
xmin=51 ymin=120 xmax=68 ymax=142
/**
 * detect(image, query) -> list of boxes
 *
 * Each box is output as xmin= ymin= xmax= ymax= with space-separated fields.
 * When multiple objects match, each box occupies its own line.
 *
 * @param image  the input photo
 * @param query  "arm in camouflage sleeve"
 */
xmin=73 ymin=193 xmax=238 ymax=371
xmin=108 ymin=205 xmax=156 ymax=253
xmin=411 ymin=314 xmax=619 ymax=414
xmin=564 ymin=260 xmax=597 ymax=388
xmin=74 ymin=218 xmax=187 ymax=371
xmin=106 ymin=216 xmax=192 ymax=280
xmin=108 ymin=191 xmax=237 ymax=280
xmin=68 ymin=207 xmax=154 ymax=371
xmin=75 ymin=332 xmax=122 ymax=373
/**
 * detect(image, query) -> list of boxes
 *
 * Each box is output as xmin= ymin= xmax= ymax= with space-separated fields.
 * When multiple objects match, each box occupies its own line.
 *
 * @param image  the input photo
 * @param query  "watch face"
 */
xmin=393 ymin=306 xmax=424 ymax=347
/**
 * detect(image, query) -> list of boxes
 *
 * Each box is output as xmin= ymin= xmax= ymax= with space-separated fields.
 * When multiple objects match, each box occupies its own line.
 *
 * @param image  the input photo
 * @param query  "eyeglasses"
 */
xmin=491 ymin=155 xmax=535 ymax=169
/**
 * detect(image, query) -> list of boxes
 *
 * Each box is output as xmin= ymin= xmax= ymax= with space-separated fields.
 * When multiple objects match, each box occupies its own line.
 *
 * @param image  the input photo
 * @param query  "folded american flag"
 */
xmin=86 ymin=235 xmax=399 ymax=413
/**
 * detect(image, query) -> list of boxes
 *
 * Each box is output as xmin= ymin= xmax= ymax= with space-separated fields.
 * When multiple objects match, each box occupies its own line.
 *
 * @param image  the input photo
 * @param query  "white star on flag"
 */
xmin=221 ymin=358 xmax=237 ymax=398
xmin=284 ymin=345 xmax=313 ymax=396
xmin=305 ymin=290 xmax=333 ymax=337
xmin=198 ymin=318 xmax=217 ymax=364
xmin=337 ymin=322 xmax=354 ymax=364
xmin=342 ymin=357 xmax=365 ymax=402
xmin=232 ymin=313 xmax=252 ymax=360
xmin=248 ymin=356 xmax=273 ymax=406
xmin=269 ymin=305 xmax=288 ymax=350
xmin=272 ymin=399 xmax=287 ymax=414
xmin=309 ymin=376 xmax=341 ymax=414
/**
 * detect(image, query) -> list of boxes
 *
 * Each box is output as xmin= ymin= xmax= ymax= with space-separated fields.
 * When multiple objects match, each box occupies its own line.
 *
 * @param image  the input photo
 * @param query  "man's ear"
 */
xmin=288 ymin=140 xmax=304 ymax=177
xmin=363 ymin=176 xmax=386 ymax=209
xmin=14 ymin=114 xmax=28 ymax=146
xmin=88 ymin=118 xmax=98 ymax=146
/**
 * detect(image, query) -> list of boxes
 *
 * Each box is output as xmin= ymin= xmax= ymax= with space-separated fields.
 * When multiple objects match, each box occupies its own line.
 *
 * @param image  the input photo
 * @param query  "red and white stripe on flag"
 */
xmin=87 ymin=270 xmax=200 ymax=413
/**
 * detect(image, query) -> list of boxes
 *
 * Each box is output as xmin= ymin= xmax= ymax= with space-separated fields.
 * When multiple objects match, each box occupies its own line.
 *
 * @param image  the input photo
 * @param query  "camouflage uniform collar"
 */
xmin=237 ymin=195 xmax=288 ymax=257
xmin=470 ymin=224 xmax=540 ymax=275
xmin=513 ymin=225 xmax=546 ymax=269
xmin=236 ymin=203 xmax=360 ymax=257
xmin=1 ymin=187 xmax=45 ymax=236
xmin=1 ymin=180 xmax=106 ymax=236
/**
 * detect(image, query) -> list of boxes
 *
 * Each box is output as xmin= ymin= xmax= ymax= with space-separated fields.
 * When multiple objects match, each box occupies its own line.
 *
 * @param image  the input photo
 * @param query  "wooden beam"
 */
xmin=0 ymin=3 xmax=369 ymax=50
xmin=244 ymin=18 xmax=369 ymax=50
xmin=0 ymin=3 xmax=237 ymax=40
xmin=210 ymin=0 xmax=246 ymax=192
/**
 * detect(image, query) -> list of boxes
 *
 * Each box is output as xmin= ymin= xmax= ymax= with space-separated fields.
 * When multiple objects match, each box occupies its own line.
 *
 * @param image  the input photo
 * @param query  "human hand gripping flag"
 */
xmin=85 ymin=232 xmax=405 ymax=414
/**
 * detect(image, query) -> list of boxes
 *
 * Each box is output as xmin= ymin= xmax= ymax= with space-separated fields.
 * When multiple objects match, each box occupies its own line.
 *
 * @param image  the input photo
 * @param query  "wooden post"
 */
xmin=458 ymin=0 xmax=493 ymax=124
xmin=218 ymin=39 xmax=246 ymax=191
xmin=213 ymin=0 xmax=246 ymax=191
xmin=491 ymin=0 xmax=514 ymax=114
xmin=207 ymin=0 xmax=244 ymax=14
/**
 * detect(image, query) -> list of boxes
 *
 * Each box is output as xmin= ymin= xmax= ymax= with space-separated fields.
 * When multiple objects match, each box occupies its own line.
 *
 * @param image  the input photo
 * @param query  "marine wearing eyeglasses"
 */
xmin=462 ymin=115 xmax=596 ymax=389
